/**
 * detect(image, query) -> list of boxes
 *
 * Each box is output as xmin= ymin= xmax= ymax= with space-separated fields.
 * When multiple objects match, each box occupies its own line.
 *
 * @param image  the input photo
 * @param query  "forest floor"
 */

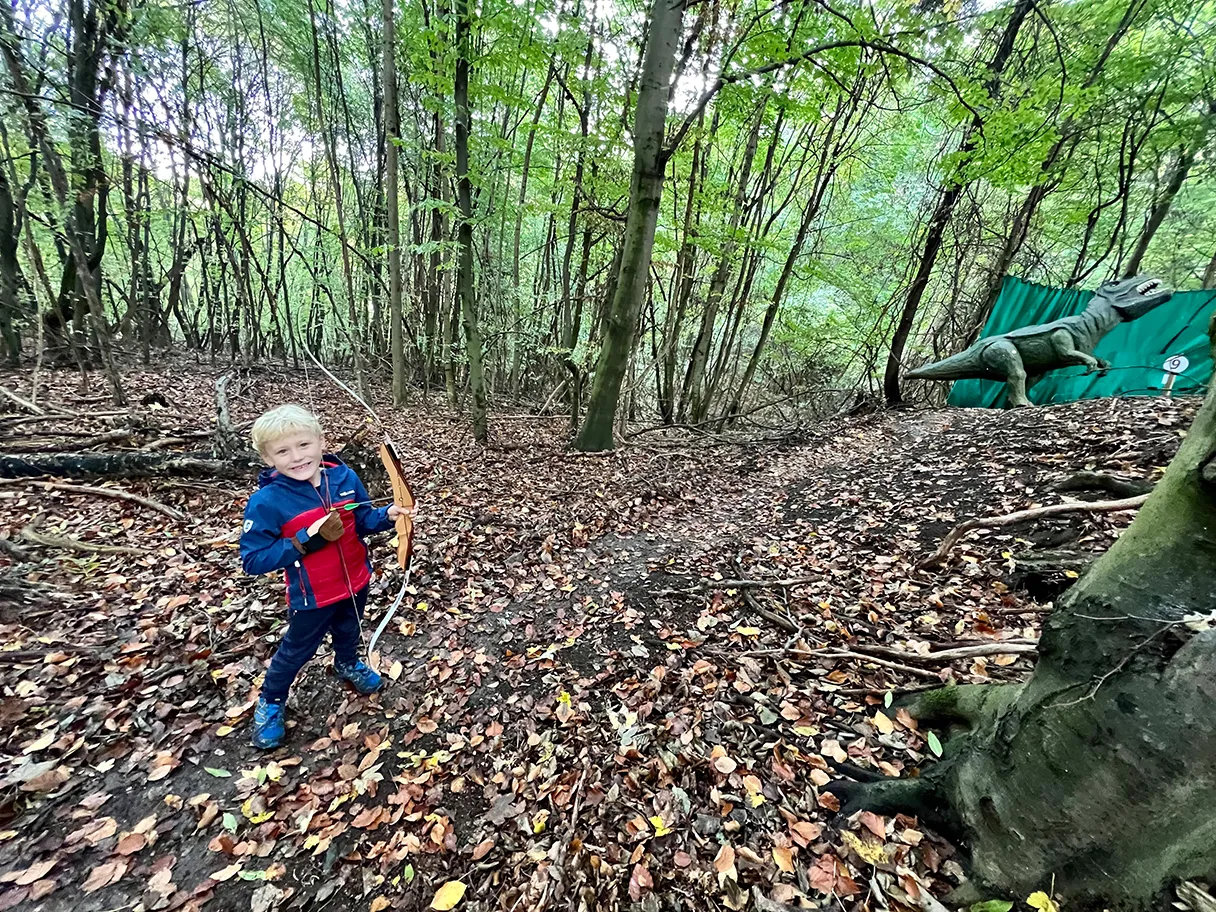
xmin=0 ymin=357 xmax=1196 ymax=912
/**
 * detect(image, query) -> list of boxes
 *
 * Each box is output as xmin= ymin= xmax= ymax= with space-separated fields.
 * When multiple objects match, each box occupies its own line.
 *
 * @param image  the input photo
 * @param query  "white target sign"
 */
xmin=1163 ymin=355 xmax=1189 ymax=375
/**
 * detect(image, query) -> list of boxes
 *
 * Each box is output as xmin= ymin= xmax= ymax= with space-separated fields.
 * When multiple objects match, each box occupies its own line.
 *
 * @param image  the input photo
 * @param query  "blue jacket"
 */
xmin=240 ymin=456 xmax=394 ymax=609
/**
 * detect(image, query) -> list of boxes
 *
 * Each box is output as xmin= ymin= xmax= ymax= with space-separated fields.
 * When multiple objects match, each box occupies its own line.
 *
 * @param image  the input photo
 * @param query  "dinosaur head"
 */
xmin=1096 ymin=275 xmax=1173 ymax=321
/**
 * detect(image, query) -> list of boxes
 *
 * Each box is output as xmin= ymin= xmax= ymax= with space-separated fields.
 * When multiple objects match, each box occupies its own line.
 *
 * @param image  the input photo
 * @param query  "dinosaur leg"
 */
xmin=1048 ymin=330 xmax=1109 ymax=373
xmin=985 ymin=340 xmax=1032 ymax=407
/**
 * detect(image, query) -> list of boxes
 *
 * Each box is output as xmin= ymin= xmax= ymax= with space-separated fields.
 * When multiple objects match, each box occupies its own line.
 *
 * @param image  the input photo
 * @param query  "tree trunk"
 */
xmin=454 ymin=0 xmax=487 ymax=443
xmin=969 ymin=0 xmax=1144 ymax=335
xmin=838 ymin=342 xmax=1216 ymax=907
xmin=308 ymin=0 xmax=368 ymax=397
xmin=574 ymin=0 xmax=683 ymax=451
xmin=1121 ymin=103 xmax=1213 ymax=278
xmin=882 ymin=0 xmax=1032 ymax=405
xmin=681 ymin=107 xmax=764 ymax=423
xmin=383 ymin=0 xmax=406 ymax=405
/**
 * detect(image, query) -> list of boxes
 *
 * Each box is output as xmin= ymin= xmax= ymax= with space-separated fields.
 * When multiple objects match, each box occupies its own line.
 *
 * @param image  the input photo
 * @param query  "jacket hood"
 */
xmin=257 ymin=454 xmax=348 ymax=489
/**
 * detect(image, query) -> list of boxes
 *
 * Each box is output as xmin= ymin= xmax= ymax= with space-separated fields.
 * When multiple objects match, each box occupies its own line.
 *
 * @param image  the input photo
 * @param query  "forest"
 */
xmin=0 ymin=0 xmax=1213 ymax=437
xmin=1 ymin=0 xmax=1216 ymax=909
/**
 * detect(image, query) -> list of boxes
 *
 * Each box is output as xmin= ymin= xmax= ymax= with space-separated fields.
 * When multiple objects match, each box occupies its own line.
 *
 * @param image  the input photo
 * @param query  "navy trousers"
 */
xmin=261 ymin=587 xmax=367 ymax=704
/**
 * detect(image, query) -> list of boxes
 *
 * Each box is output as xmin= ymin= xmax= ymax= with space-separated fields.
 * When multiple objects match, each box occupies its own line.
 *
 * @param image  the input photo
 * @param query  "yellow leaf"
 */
xmin=1063 ymin=570 xmax=1079 ymax=579
xmin=1026 ymin=892 xmax=1059 ymax=912
xmin=371 ymin=897 xmax=391 ymax=912
xmin=430 ymin=880 xmax=467 ymax=910
xmin=872 ymin=711 xmax=894 ymax=735
xmin=736 ymin=627 xmax=761 ymax=636
xmin=773 ymin=846 xmax=795 ymax=873
xmin=241 ymin=797 xmax=274 ymax=824
xmin=216 ymin=725 xmax=235 ymax=737
xmin=648 ymin=815 xmax=672 ymax=837
xmin=792 ymin=725 xmax=819 ymax=737
xmin=842 ymin=831 xmax=887 ymax=866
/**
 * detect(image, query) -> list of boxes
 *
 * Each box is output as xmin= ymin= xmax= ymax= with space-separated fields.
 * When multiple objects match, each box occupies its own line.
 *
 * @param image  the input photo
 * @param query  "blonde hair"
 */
xmin=251 ymin=404 xmax=324 ymax=454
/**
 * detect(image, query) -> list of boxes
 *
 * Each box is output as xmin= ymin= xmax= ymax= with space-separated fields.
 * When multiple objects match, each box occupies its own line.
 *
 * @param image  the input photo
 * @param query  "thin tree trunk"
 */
xmin=882 ymin=0 xmax=1033 ymax=405
xmin=1122 ymin=104 xmax=1213 ymax=278
xmin=383 ymin=0 xmax=405 ymax=404
xmin=454 ymin=0 xmax=487 ymax=443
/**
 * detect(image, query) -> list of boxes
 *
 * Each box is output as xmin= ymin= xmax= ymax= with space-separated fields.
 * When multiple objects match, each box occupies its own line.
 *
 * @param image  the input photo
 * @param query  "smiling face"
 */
xmin=262 ymin=431 xmax=326 ymax=484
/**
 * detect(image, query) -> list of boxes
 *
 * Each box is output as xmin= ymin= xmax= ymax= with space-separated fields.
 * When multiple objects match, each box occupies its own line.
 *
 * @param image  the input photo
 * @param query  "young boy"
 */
xmin=240 ymin=404 xmax=408 ymax=749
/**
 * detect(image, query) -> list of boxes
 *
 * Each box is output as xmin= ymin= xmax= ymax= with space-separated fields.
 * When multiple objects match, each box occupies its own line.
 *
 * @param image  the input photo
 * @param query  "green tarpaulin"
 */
xmin=947 ymin=276 xmax=1216 ymax=408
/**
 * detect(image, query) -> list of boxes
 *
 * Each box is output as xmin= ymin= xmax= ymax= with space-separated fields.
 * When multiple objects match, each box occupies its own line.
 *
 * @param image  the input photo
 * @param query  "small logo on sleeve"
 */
xmin=339 ymin=490 xmax=356 ymax=497
xmin=243 ymin=520 xmax=253 ymax=533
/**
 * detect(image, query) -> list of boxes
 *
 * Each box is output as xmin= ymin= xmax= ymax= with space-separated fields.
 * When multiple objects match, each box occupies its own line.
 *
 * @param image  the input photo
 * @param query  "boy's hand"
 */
xmin=306 ymin=511 xmax=344 ymax=541
xmin=387 ymin=504 xmax=417 ymax=521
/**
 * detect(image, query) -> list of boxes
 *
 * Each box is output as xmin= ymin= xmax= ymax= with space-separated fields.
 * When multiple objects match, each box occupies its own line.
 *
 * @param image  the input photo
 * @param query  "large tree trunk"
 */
xmin=838 ymin=341 xmax=1216 ymax=907
xmin=573 ymin=0 xmax=683 ymax=451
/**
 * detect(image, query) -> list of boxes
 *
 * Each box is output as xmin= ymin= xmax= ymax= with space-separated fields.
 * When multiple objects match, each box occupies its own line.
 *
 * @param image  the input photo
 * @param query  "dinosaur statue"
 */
xmin=906 ymin=275 xmax=1173 ymax=407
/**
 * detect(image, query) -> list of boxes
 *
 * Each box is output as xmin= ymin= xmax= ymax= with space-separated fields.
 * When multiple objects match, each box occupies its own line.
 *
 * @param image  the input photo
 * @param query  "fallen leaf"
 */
xmin=210 ymin=863 xmax=242 ymax=882
xmin=471 ymin=839 xmax=495 ymax=861
xmin=1027 ymin=892 xmax=1059 ymax=912
xmin=773 ymin=846 xmax=795 ymax=873
xmin=842 ymin=830 xmax=887 ymax=866
xmin=628 ymin=863 xmax=653 ymax=902
xmin=790 ymin=820 xmax=822 ymax=846
xmin=872 ymin=710 xmax=894 ymax=734
xmin=858 ymin=811 xmax=886 ymax=839
xmin=82 ymin=859 xmax=128 ymax=893
xmin=430 ymin=880 xmax=466 ymax=910
xmin=4 ymin=858 xmax=56 ymax=886
xmin=371 ymin=898 xmax=390 ymax=912
xmin=115 ymin=833 xmax=147 ymax=856
xmin=971 ymin=902 xmax=1014 ymax=912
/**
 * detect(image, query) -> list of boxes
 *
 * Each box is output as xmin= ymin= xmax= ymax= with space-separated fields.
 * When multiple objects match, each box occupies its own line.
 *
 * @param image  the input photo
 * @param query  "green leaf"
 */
xmin=205 ymin=767 xmax=232 ymax=778
xmin=883 ymin=691 xmax=893 ymax=708
xmin=927 ymin=731 xmax=943 ymax=757
xmin=222 ymin=812 xmax=239 ymax=832
xmin=402 ymin=863 xmax=415 ymax=884
xmin=971 ymin=901 xmax=1014 ymax=912
xmin=238 ymin=869 xmax=268 ymax=881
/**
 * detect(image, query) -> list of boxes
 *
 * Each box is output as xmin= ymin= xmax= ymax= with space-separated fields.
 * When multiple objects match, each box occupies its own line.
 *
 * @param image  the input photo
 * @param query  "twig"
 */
xmin=744 ymin=590 xmax=799 ymax=634
xmin=9 ymin=480 xmax=185 ymax=519
xmin=656 ymin=576 xmax=818 ymax=596
xmin=847 ymin=641 xmax=1038 ymax=663
xmin=1051 ymin=621 xmax=1177 ymax=709
xmin=921 ymin=494 xmax=1149 ymax=568
xmin=1 ymin=384 xmax=49 ymax=415
xmin=20 ymin=520 xmax=146 ymax=555
xmin=746 ymin=646 xmax=945 ymax=680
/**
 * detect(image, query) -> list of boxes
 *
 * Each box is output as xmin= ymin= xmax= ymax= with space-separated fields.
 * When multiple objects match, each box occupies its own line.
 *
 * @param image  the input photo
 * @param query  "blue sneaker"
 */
xmin=335 ymin=660 xmax=383 ymax=695
xmin=251 ymin=697 xmax=285 ymax=749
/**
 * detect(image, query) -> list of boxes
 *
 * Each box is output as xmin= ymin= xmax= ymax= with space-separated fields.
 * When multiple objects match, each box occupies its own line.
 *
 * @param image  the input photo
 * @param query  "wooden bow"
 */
xmin=304 ymin=350 xmax=415 ymax=660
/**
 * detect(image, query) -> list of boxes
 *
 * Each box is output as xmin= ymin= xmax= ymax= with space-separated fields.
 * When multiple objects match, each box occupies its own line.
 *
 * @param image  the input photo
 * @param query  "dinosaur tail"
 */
xmin=905 ymin=346 xmax=983 ymax=381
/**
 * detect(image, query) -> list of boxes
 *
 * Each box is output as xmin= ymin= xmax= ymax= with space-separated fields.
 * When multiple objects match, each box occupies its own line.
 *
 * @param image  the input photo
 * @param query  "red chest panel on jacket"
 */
xmin=281 ymin=503 xmax=369 ymax=607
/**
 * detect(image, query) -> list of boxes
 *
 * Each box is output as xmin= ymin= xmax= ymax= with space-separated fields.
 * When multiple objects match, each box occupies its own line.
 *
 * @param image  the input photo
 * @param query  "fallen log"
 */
xmin=1054 ymin=470 xmax=1154 ymax=499
xmin=0 ymin=450 xmax=256 ymax=480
